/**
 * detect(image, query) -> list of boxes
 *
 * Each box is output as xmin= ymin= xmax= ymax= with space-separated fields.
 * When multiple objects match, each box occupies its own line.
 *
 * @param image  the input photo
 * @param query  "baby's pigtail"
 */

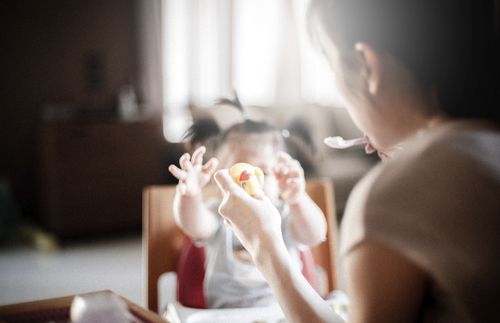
xmin=183 ymin=117 xmax=221 ymax=154
xmin=214 ymin=90 xmax=248 ymax=120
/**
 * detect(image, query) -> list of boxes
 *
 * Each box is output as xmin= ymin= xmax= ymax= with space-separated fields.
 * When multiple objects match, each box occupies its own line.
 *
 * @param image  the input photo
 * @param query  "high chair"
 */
xmin=143 ymin=178 xmax=338 ymax=313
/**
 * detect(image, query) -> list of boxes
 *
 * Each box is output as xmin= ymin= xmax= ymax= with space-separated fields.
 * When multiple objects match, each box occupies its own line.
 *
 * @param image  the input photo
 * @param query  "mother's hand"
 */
xmin=215 ymin=170 xmax=337 ymax=323
xmin=214 ymin=170 xmax=283 ymax=259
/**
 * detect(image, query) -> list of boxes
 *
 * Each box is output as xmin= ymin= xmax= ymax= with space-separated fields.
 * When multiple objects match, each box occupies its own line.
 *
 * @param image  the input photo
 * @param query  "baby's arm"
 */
xmin=288 ymin=192 xmax=327 ymax=246
xmin=168 ymin=146 xmax=220 ymax=240
xmin=275 ymin=152 xmax=327 ymax=246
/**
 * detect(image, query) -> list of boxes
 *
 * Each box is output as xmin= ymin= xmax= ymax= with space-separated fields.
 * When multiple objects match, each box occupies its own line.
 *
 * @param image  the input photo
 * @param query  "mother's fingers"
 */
xmin=214 ymin=169 xmax=243 ymax=195
xmin=215 ymin=172 xmax=242 ymax=221
xmin=214 ymin=170 xmax=265 ymax=200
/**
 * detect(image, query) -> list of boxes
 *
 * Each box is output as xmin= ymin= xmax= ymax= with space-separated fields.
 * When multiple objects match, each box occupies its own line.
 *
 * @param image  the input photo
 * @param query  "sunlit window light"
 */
xmin=161 ymin=0 xmax=344 ymax=142
xmin=191 ymin=0 xmax=222 ymax=106
xmin=162 ymin=0 xmax=193 ymax=142
xmin=232 ymin=0 xmax=282 ymax=106
xmin=293 ymin=0 xmax=343 ymax=107
xmin=163 ymin=0 xmax=190 ymax=112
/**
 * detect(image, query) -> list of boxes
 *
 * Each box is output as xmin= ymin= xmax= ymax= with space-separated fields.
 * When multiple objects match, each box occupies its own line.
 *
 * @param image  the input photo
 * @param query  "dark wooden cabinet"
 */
xmin=38 ymin=118 xmax=166 ymax=239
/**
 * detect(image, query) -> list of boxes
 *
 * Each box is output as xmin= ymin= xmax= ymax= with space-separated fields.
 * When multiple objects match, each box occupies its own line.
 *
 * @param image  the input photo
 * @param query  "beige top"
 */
xmin=341 ymin=120 xmax=500 ymax=322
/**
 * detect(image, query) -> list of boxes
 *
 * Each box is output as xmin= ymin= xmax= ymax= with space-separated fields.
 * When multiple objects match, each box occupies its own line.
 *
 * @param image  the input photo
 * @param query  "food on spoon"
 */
xmin=229 ymin=162 xmax=264 ymax=196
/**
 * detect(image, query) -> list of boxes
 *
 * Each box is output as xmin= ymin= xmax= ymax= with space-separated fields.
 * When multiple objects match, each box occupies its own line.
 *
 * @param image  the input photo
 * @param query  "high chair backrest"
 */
xmin=143 ymin=178 xmax=338 ymax=312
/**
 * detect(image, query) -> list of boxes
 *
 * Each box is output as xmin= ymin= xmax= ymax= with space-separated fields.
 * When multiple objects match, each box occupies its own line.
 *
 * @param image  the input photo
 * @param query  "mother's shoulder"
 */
xmin=359 ymin=121 xmax=500 ymax=206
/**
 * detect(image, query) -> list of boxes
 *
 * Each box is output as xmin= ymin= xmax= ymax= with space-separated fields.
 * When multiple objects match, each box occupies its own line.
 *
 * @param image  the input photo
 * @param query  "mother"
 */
xmin=215 ymin=0 xmax=500 ymax=322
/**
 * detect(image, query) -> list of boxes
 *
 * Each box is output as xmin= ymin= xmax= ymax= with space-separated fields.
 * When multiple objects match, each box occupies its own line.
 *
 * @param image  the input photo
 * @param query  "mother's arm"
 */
xmin=214 ymin=170 xmax=338 ymax=323
xmin=255 ymin=235 xmax=338 ymax=323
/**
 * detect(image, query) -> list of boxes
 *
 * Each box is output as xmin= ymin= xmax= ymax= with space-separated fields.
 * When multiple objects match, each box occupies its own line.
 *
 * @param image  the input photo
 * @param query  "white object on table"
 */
xmin=70 ymin=292 xmax=139 ymax=323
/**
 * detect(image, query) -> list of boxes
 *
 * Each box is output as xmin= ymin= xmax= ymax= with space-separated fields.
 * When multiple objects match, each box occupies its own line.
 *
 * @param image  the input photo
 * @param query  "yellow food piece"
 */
xmin=229 ymin=162 xmax=264 ymax=196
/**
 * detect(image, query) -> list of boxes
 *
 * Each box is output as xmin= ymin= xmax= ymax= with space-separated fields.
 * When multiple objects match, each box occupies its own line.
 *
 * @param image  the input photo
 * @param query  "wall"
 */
xmin=0 ymin=0 xmax=139 ymax=220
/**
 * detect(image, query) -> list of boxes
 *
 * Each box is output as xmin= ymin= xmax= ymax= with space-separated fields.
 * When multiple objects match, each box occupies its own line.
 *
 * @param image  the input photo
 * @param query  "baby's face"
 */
xmin=224 ymin=135 xmax=280 ymax=200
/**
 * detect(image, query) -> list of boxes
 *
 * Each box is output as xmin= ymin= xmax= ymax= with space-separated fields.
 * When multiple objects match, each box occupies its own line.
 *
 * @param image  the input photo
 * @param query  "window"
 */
xmin=162 ymin=0 xmax=341 ymax=141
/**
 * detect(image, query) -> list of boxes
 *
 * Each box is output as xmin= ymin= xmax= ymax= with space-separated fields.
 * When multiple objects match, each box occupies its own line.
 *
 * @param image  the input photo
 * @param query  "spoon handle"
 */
xmin=344 ymin=137 xmax=368 ymax=146
xmin=323 ymin=136 xmax=367 ymax=149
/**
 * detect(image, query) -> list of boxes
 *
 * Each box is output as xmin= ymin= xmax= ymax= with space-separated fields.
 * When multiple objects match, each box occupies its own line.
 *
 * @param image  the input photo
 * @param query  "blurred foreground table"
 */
xmin=0 ymin=290 xmax=166 ymax=323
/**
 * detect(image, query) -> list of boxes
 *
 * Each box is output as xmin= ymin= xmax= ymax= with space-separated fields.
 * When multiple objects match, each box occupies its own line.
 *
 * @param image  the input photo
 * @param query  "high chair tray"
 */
xmin=163 ymin=293 xmax=348 ymax=323
xmin=163 ymin=301 xmax=287 ymax=323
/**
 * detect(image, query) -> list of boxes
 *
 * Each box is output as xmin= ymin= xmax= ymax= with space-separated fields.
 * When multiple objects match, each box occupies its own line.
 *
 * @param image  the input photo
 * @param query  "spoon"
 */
xmin=323 ymin=136 xmax=368 ymax=149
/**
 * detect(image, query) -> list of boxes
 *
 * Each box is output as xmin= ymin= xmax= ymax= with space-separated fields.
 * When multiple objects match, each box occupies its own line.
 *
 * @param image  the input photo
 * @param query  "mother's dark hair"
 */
xmin=308 ymin=0 xmax=500 ymax=122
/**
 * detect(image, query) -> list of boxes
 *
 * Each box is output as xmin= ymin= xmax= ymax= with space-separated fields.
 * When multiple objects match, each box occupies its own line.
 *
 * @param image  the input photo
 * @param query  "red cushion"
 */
xmin=176 ymin=238 xmax=207 ymax=308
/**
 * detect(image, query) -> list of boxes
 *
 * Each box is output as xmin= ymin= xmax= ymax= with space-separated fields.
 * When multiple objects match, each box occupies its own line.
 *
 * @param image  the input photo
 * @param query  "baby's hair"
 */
xmin=184 ymin=117 xmax=283 ymax=154
xmin=183 ymin=94 xmax=319 ymax=175
xmin=183 ymin=117 xmax=221 ymax=150
xmin=222 ymin=119 xmax=280 ymax=141
xmin=214 ymin=91 xmax=247 ymax=119
xmin=216 ymin=119 xmax=284 ymax=170
xmin=184 ymin=93 xmax=283 ymax=153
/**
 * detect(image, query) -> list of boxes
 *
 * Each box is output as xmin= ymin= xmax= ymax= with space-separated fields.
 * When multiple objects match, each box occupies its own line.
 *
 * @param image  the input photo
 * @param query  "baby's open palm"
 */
xmin=168 ymin=146 xmax=219 ymax=196
xmin=274 ymin=151 xmax=306 ymax=204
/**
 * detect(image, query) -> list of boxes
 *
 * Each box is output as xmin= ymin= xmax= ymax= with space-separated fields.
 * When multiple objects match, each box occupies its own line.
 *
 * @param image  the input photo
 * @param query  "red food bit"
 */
xmin=239 ymin=170 xmax=251 ymax=181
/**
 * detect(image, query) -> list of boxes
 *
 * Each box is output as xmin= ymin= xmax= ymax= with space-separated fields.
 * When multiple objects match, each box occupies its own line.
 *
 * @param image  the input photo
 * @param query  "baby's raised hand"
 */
xmin=168 ymin=146 xmax=219 ymax=196
xmin=274 ymin=151 xmax=306 ymax=204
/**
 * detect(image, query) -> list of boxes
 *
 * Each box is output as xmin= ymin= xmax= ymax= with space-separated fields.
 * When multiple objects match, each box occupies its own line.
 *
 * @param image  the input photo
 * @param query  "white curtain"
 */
xmin=136 ymin=0 xmax=164 ymax=112
xmin=139 ymin=0 xmax=342 ymax=141
xmin=293 ymin=0 xmax=341 ymax=106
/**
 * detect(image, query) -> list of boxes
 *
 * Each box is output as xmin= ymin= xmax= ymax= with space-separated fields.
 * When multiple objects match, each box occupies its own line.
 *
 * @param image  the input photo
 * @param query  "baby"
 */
xmin=168 ymin=114 xmax=326 ymax=308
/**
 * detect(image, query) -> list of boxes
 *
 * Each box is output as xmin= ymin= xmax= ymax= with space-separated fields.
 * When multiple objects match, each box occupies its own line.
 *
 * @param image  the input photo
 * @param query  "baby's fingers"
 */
xmin=284 ymin=169 xmax=301 ymax=179
xmin=202 ymin=157 xmax=219 ymax=176
xmin=179 ymin=153 xmax=190 ymax=169
xmin=275 ymin=153 xmax=301 ymax=173
xmin=191 ymin=146 xmax=206 ymax=166
xmin=180 ymin=153 xmax=194 ymax=171
xmin=168 ymin=164 xmax=187 ymax=180
xmin=286 ymin=177 xmax=302 ymax=186
xmin=277 ymin=151 xmax=293 ymax=163
xmin=275 ymin=165 xmax=301 ymax=182
xmin=275 ymin=164 xmax=288 ymax=175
